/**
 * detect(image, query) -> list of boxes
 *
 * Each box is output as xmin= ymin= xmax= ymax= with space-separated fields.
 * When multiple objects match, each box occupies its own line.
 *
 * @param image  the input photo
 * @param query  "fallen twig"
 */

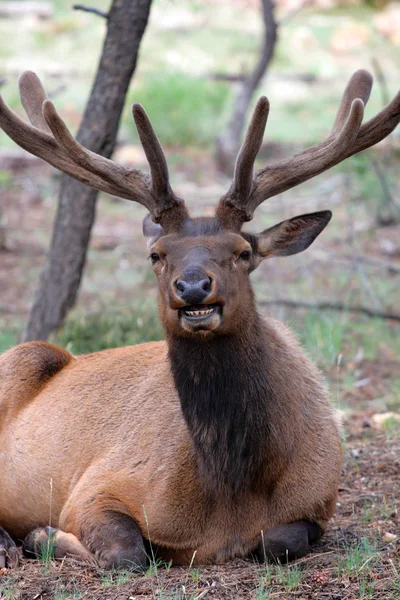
xmin=259 ymin=299 xmax=400 ymax=322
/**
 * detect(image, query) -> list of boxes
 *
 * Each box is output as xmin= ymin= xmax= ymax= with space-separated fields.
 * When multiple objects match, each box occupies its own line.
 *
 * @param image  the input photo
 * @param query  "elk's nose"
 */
xmin=175 ymin=269 xmax=212 ymax=305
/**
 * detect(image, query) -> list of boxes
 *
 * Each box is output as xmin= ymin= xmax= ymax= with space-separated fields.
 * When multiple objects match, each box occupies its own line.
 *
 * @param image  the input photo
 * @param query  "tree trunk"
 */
xmin=216 ymin=0 xmax=278 ymax=175
xmin=22 ymin=0 xmax=153 ymax=342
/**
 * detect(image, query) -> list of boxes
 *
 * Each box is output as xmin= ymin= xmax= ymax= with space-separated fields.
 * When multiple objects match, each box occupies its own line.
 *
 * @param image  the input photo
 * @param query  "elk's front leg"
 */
xmin=23 ymin=511 xmax=147 ymax=570
xmin=74 ymin=510 xmax=148 ymax=569
xmin=0 ymin=527 xmax=19 ymax=568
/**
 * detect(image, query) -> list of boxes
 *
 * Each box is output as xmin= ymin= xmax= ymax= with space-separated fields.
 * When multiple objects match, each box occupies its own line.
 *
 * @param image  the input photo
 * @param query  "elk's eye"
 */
xmin=239 ymin=250 xmax=251 ymax=261
xmin=150 ymin=253 xmax=160 ymax=264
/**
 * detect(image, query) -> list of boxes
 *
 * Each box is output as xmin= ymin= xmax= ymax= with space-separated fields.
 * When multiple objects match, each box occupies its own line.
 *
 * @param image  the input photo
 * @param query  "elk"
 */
xmin=0 ymin=70 xmax=399 ymax=570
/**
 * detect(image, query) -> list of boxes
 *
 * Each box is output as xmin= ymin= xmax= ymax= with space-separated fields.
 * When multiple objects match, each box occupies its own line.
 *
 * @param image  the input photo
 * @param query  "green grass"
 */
xmin=337 ymin=539 xmax=379 ymax=579
xmin=387 ymin=383 xmax=400 ymax=412
xmin=381 ymin=416 xmax=400 ymax=437
xmin=0 ymin=329 xmax=18 ymax=354
xmin=359 ymin=497 xmax=397 ymax=524
xmin=53 ymin=300 xmax=163 ymax=355
xmin=358 ymin=577 xmax=376 ymax=600
xmin=290 ymin=308 xmax=400 ymax=374
xmin=256 ymin=563 xmax=303 ymax=597
xmin=297 ymin=310 xmax=346 ymax=369
xmin=37 ymin=535 xmax=56 ymax=565
xmin=101 ymin=570 xmax=135 ymax=587
xmin=128 ymin=71 xmax=229 ymax=148
xmin=0 ymin=576 xmax=18 ymax=600
xmin=54 ymin=585 xmax=84 ymax=600
xmin=275 ymin=563 xmax=303 ymax=591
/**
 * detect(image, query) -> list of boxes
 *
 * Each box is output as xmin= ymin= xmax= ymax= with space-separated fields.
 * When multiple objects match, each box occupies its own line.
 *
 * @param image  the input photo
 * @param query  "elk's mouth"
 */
xmin=179 ymin=304 xmax=222 ymax=332
xmin=180 ymin=304 xmax=221 ymax=320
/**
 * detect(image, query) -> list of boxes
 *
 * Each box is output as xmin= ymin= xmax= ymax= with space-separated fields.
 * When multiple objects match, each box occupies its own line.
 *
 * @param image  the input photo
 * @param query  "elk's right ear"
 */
xmin=143 ymin=213 xmax=164 ymax=249
xmin=254 ymin=211 xmax=332 ymax=259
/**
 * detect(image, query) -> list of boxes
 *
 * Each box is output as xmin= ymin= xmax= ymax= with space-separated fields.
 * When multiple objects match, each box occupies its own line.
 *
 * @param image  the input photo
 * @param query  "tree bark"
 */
xmin=22 ymin=0 xmax=152 ymax=342
xmin=215 ymin=0 xmax=278 ymax=176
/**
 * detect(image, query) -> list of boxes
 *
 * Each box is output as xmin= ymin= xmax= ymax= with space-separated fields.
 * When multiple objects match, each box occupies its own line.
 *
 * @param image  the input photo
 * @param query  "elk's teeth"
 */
xmin=184 ymin=307 xmax=215 ymax=317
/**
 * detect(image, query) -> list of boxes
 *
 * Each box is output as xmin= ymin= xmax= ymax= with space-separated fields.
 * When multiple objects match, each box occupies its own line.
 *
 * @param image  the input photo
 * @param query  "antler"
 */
xmin=0 ymin=71 xmax=187 ymax=228
xmin=217 ymin=70 xmax=400 ymax=227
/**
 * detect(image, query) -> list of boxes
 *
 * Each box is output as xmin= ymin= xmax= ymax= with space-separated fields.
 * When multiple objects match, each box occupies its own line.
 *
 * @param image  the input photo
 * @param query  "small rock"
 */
xmin=384 ymin=532 xmax=398 ymax=543
xmin=349 ymin=448 xmax=362 ymax=458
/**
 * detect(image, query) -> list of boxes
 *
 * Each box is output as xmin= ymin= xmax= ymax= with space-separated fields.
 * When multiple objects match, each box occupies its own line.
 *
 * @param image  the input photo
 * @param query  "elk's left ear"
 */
xmin=254 ymin=211 xmax=332 ymax=259
xmin=143 ymin=213 xmax=164 ymax=249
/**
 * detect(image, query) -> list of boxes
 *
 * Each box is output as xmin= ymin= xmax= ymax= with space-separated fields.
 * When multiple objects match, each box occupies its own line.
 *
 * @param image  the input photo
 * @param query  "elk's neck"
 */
xmin=167 ymin=313 xmax=282 ymax=495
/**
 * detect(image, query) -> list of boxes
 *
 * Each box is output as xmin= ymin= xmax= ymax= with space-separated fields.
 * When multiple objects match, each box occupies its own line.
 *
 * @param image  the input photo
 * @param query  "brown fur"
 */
xmin=0 ymin=214 xmax=342 ymax=567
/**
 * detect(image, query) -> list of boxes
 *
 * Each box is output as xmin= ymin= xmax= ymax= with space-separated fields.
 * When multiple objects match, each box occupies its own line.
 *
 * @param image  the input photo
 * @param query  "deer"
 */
xmin=0 ymin=70 xmax=399 ymax=570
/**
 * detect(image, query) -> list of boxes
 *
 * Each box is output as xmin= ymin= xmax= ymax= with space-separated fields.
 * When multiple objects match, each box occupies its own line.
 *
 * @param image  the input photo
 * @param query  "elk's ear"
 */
xmin=254 ymin=211 xmax=332 ymax=259
xmin=143 ymin=213 xmax=164 ymax=249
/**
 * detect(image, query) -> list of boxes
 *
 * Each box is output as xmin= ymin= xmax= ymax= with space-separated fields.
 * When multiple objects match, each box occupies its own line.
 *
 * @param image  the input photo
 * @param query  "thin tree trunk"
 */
xmin=216 ymin=0 xmax=278 ymax=175
xmin=22 ymin=0 xmax=152 ymax=342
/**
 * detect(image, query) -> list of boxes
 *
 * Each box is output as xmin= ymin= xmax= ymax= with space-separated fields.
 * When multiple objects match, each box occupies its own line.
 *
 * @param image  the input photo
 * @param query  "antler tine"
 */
xmin=132 ymin=103 xmax=172 ymax=202
xmin=331 ymin=69 xmax=372 ymax=134
xmin=232 ymin=96 xmax=270 ymax=203
xmin=220 ymin=70 xmax=399 ymax=220
xmin=348 ymin=88 xmax=400 ymax=155
xmin=41 ymin=99 xmax=149 ymax=202
xmin=0 ymin=71 xmax=188 ymax=227
xmin=18 ymin=70 xmax=51 ymax=133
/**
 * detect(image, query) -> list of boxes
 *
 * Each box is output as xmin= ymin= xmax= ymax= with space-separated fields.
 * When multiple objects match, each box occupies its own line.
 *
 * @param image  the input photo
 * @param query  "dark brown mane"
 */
xmin=167 ymin=305 xmax=290 ymax=495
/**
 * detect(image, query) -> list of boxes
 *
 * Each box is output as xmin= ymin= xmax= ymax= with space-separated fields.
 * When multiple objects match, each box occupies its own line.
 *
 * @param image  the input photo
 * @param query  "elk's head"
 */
xmin=142 ymin=206 xmax=331 ymax=337
xmin=1 ymin=70 xmax=399 ymax=338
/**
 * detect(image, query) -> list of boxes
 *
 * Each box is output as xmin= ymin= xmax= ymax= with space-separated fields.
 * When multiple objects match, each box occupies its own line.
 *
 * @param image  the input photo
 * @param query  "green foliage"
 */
xmin=341 ymin=154 xmax=400 ymax=224
xmin=54 ymin=301 xmax=163 ymax=355
xmin=275 ymin=563 xmax=303 ymax=591
xmin=337 ymin=539 xmax=378 ymax=579
xmin=54 ymin=585 xmax=83 ymax=600
xmin=0 ymin=170 xmax=12 ymax=187
xmin=256 ymin=563 xmax=302 ymax=597
xmin=0 ymin=329 xmax=18 ymax=354
xmin=381 ymin=416 xmax=400 ymax=437
xmin=101 ymin=570 xmax=135 ymax=586
xmin=296 ymin=310 xmax=345 ymax=369
xmin=0 ymin=575 xmax=18 ymax=600
xmin=129 ymin=71 xmax=229 ymax=147
xmin=37 ymin=535 xmax=56 ymax=565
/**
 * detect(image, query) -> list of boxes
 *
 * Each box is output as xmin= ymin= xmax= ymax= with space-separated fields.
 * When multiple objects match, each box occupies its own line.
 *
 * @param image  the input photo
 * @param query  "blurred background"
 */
xmin=0 ymin=0 xmax=399 ymax=428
